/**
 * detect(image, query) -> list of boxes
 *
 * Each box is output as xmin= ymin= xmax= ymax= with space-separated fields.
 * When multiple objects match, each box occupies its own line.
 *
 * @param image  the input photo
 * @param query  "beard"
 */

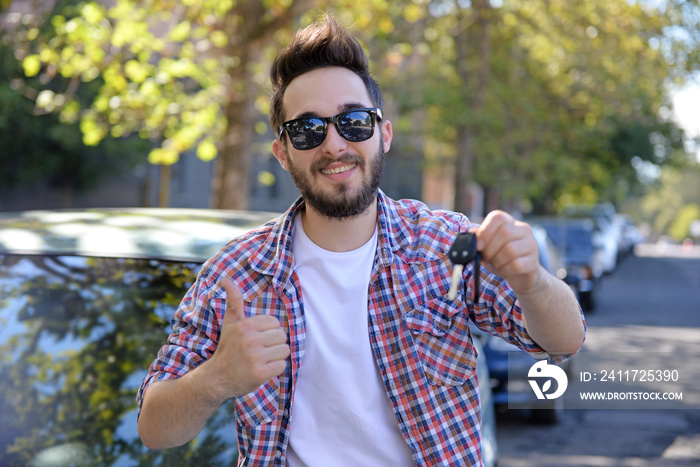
xmin=285 ymin=139 xmax=385 ymax=220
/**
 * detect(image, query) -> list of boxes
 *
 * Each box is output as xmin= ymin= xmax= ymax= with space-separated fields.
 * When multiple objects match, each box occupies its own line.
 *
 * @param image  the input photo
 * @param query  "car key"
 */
xmin=447 ymin=231 xmax=481 ymax=302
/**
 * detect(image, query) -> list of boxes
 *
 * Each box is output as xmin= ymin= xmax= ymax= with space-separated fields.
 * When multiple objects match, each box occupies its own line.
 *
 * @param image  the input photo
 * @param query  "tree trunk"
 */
xmin=158 ymin=163 xmax=171 ymax=208
xmin=452 ymin=0 xmax=492 ymax=217
xmin=210 ymin=49 xmax=259 ymax=210
xmin=453 ymin=126 xmax=476 ymax=215
xmin=209 ymin=0 xmax=315 ymax=210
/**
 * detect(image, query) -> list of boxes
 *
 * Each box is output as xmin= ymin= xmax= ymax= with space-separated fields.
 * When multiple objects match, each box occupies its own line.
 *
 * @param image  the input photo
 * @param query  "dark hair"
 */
xmin=269 ymin=14 xmax=384 ymax=136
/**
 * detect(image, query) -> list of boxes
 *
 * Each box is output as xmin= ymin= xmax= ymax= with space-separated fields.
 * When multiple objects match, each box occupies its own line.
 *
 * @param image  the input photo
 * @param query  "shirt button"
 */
xmin=275 ymin=450 xmax=283 ymax=459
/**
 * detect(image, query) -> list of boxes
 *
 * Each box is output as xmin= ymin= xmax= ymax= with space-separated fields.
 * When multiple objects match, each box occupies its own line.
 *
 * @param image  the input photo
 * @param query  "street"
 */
xmin=495 ymin=243 xmax=700 ymax=467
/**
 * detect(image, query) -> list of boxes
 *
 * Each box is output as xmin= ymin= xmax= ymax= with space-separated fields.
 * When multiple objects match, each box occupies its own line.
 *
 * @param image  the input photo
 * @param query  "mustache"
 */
xmin=310 ymin=154 xmax=365 ymax=173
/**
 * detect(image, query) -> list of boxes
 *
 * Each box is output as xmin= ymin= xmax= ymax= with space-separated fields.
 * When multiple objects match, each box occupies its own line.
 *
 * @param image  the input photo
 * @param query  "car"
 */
xmin=531 ymin=225 xmax=577 ymax=295
xmin=0 ymin=207 xmax=500 ymax=467
xmin=0 ymin=208 xmax=277 ymax=467
xmin=563 ymin=204 xmax=620 ymax=274
xmin=615 ymin=214 xmax=645 ymax=258
xmin=477 ymin=330 xmax=574 ymax=425
xmin=530 ymin=217 xmax=606 ymax=312
xmin=473 ymin=333 xmax=500 ymax=467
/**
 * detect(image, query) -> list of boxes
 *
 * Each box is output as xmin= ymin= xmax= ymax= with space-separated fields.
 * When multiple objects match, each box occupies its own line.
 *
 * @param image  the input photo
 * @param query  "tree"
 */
xmin=0 ymin=7 xmax=149 ymax=209
xmin=501 ymin=0 xmax=681 ymax=212
xmin=8 ymin=0 xmax=699 ymax=213
xmin=639 ymin=162 xmax=700 ymax=238
xmin=381 ymin=0 xmax=688 ymax=215
xmin=14 ymin=0 xmax=314 ymax=208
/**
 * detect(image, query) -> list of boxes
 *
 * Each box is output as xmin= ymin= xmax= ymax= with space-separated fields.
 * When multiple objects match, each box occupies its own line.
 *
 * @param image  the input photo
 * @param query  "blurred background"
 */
xmin=0 ymin=0 xmax=699 ymax=245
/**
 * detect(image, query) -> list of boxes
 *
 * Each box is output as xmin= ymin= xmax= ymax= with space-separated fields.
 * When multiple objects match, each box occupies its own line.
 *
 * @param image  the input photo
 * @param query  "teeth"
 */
xmin=321 ymin=163 xmax=357 ymax=175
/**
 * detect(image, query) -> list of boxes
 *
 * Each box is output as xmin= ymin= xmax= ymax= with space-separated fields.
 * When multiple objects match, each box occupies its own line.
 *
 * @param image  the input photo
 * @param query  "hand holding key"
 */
xmin=447 ymin=231 xmax=481 ymax=302
xmin=474 ymin=211 xmax=543 ymax=295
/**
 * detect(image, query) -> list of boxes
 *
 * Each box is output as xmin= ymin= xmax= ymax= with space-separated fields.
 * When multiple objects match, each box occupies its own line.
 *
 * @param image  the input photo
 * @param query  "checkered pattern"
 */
xmin=137 ymin=190 xmax=582 ymax=466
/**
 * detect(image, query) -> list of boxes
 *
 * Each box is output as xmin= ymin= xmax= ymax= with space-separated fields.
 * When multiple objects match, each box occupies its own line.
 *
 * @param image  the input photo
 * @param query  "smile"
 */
xmin=320 ymin=163 xmax=357 ymax=175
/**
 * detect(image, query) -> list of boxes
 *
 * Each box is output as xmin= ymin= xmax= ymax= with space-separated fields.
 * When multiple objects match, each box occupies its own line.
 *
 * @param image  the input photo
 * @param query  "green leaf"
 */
xmin=22 ymin=55 xmax=42 ymax=77
xmin=169 ymin=20 xmax=191 ymax=42
xmin=148 ymin=147 xmax=179 ymax=165
xmin=210 ymin=30 xmax=228 ymax=48
xmin=257 ymin=171 xmax=276 ymax=187
xmin=196 ymin=140 xmax=218 ymax=162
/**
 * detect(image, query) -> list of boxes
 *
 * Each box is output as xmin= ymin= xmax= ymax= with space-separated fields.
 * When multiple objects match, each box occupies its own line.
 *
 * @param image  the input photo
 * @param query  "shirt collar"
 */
xmin=248 ymin=189 xmax=414 ymax=292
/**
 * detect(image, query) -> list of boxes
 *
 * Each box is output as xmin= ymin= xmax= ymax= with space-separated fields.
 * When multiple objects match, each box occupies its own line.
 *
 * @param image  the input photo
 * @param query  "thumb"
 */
xmin=220 ymin=277 xmax=245 ymax=324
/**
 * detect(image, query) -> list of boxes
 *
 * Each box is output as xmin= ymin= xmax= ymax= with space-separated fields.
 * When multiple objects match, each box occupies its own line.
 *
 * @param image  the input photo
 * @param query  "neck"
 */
xmin=300 ymin=198 xmax=378 ymax=252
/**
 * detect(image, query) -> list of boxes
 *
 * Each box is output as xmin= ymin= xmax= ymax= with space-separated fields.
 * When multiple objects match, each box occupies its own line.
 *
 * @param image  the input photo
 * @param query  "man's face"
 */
xmin=272 ymin=67 xmax=392 ymax=219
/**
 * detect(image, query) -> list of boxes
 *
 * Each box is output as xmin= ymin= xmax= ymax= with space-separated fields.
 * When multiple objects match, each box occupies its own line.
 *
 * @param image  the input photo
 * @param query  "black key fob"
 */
xmin=447 ymin=232 xmax=481 ymax=303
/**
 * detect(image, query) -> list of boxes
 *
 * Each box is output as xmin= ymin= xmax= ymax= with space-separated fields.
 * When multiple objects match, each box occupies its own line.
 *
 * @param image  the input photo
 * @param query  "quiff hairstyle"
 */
xmin=269 ymin=14 xmax=384 ymax=137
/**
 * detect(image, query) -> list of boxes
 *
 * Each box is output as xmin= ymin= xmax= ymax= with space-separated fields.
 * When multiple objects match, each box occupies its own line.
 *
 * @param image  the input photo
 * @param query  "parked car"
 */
xmin=473 ymin=333 xmax=500 ymax=467
xmin=0 ymin=208 xmax=500 ymax=467
xmin=531 ymin=225 xmax=575 ymax=293
xmin=474 ymin=224 xmax=578 ymax=425
xmin=531 ymin=217 xmax=606 ymax=312
xmin=563 ymin=204 xmax=620 ymax=274
xmin=615 ymin=214 xmax=645 ymax=258
xmin=0 ymin=208 xmax=276 ymax=467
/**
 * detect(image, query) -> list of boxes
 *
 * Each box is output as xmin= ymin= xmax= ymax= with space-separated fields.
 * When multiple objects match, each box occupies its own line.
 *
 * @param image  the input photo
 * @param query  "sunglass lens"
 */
xmin=289 ymin=118 xmax=326 ymax=150
xmin=338 ymin=110 xmax=374 ymax=142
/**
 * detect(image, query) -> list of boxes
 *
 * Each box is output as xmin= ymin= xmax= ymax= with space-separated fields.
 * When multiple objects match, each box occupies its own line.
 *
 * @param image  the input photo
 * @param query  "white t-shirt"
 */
xmin=286 ymin=215 xmax=414 ymax=466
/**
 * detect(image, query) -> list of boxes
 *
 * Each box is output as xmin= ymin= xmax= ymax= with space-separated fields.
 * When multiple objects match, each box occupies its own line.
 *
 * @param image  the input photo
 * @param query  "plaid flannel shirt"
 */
xmin=137 ymin=189 xmax=583 ymax=466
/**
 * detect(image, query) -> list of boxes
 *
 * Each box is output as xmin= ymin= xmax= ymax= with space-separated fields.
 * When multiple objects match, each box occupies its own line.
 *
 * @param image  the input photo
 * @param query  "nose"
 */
xmin=320 ymin=122 xmax=348 ymax=155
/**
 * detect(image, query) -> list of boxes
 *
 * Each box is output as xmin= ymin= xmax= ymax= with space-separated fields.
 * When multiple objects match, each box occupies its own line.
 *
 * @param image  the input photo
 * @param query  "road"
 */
xmin=494 ymin=242 xmax=700 ymax=467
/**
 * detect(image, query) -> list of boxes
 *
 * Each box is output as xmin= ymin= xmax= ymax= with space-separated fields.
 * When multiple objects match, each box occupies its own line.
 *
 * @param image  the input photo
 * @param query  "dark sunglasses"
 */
xmin=278 ymin=108 xmax=382 ymax=150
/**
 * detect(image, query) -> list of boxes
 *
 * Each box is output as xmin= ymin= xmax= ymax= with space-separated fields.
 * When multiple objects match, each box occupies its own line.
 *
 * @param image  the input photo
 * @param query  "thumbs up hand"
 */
xmin=207 ymin=278 xmax=290 ymax=399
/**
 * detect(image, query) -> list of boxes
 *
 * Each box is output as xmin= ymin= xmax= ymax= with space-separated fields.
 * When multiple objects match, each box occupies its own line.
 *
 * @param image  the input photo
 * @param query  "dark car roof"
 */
xmin=0 ymin=208 xmax=280 ymax=262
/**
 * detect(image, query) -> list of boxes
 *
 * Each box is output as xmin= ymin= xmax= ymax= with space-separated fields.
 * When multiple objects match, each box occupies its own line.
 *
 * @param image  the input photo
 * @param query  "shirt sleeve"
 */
xmin=136 ymin=263 xmax=224 ymax=415
xmin=468 ymin=265 xmax=586 ymax=365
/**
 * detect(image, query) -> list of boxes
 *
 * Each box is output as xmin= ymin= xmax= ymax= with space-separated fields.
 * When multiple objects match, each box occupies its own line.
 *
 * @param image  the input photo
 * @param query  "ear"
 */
xmin=272 ymin=138 xmax=290 ymax=172
xmin=381 ymin=119 xmax=393 ymax=153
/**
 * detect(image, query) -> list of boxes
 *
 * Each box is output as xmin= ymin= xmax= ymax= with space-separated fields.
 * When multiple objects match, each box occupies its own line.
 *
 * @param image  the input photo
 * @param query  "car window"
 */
xmin=0 ymin=254 xmax=239 ymax=467
xmin=537 ymin=223 xmax=594 ymax=256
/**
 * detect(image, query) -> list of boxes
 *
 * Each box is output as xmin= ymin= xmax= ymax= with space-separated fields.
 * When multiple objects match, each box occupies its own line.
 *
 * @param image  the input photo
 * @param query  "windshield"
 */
xmin=536 ymin=223 xmax=595 ymax=258
xmin=0 ymin=254 xmax=238 ymax=467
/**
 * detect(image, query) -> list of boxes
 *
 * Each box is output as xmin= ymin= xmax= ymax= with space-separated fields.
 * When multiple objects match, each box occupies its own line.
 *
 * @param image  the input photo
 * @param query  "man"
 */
xmin=137 ymin=15 xmax=585 ymax=466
